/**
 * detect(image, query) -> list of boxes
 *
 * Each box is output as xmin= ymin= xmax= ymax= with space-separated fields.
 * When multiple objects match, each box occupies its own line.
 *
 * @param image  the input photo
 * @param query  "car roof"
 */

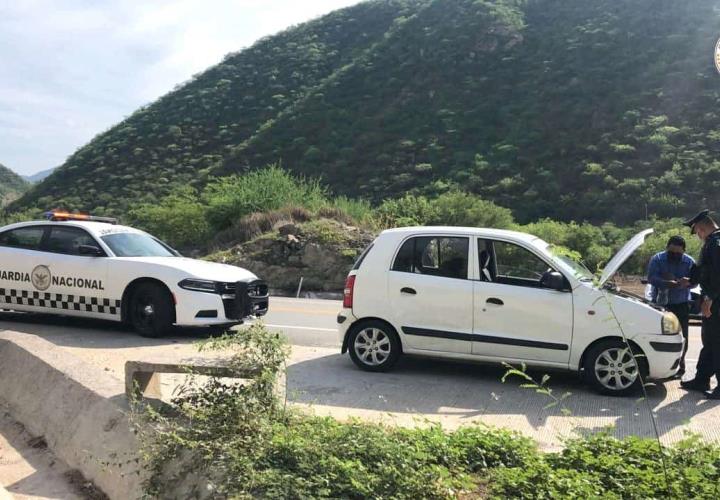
xmin=380 ymin=226 xmax=543 ymax=244
xmin=0 ymin=220 xmax=142 ymax=237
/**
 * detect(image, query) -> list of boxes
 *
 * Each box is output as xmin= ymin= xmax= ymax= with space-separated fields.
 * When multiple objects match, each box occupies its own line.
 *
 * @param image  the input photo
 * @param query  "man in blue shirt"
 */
xmin=647 ymin=235 xmax=695 ymax=376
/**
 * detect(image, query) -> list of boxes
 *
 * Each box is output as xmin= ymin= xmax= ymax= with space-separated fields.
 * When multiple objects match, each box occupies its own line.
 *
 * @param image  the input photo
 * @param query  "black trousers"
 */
xmin=696 ymin=305 xmax=720 ymax=384
xmin=667 ymin=302 xmax=690 ymax=371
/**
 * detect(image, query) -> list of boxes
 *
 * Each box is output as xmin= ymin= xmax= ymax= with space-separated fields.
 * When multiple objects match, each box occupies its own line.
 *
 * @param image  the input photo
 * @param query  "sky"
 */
xmin=0 ymin=0 xmax=360 ymax=176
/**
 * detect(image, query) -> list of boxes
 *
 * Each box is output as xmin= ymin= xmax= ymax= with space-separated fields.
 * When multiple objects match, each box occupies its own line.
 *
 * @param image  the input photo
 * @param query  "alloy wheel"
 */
xmin=353 ymin=327 xmax=391 ymax=366
xmin=594 ymin=347 xmax=639 ymax=391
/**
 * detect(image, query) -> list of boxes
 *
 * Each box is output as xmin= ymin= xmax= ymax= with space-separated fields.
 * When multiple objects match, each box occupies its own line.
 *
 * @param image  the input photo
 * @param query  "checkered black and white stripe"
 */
xmin=0 ymin=288 xmax=121 ymax=316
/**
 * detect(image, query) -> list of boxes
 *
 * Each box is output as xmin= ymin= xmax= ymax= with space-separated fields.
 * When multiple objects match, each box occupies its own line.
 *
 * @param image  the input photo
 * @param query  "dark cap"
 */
xmin=683 ymin=209 xmax=712 ymax=234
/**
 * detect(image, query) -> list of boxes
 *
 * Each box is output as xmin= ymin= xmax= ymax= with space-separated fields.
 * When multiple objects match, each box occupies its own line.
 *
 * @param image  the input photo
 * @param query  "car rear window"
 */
xmin=352 ymin=243 xmax=374 ymax=270
xmin=391 ymin=236 xmax=469 ymax=279
xmin=0 ymin=226 xmax=46 ymax=250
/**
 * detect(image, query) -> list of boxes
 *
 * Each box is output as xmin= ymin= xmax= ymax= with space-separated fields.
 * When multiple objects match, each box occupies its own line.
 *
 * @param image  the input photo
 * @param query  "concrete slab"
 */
xmin=0 ymin=406 xmax=84 ymax=499
xmin=0 ymin=331 xmax=140 ymax=499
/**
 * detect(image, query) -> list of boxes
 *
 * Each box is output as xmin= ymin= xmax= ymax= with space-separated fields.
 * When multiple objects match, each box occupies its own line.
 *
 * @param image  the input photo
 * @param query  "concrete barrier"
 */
xmin=0 ymin=484 xmax=11 ymax=500
xmin=0 ymin=331 xmax=141 ymax=499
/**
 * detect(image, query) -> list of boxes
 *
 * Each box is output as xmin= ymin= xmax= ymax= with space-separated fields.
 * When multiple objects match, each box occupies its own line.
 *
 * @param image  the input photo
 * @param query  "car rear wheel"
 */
xmin=129 ymin=283 xmax=174 ymax=338
xmin=584 ymin=339 xmax=646 ymax=396
xmin=348 ymin=320 xmax=401 ymax=372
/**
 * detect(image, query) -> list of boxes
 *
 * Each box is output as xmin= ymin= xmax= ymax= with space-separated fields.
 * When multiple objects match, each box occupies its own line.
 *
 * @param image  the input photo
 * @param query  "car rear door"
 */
xmin=472 ymin=238 xmax=573 ymax=364
xmin=0 ymin=225 xmax=49 ymax=312
xmin=387 ymin=234 xmax=474 ymax=354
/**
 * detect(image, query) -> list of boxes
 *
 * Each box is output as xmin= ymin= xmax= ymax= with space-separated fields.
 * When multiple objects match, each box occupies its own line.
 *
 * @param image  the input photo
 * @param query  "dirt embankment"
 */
xmin=206 ymin=218 xmax=374 ymax=292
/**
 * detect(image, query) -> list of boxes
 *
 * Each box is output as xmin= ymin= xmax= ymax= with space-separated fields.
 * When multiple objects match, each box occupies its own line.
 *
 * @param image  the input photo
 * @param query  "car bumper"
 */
xmin=173 ymin=282 xmax=269 ymax=326
xmin=337 ymin=308 xmax=357 ymax=352
xmin=633 ymin=333 xmax=684 ymax=379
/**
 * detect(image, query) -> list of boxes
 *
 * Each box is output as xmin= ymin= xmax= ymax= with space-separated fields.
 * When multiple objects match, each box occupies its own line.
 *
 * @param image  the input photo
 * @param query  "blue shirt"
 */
xmin=647 ymin=251 xmax=695 ymax=305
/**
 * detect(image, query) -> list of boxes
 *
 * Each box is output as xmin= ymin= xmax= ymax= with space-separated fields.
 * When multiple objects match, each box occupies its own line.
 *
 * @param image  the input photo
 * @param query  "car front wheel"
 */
xmin=348 ymin=320 xmax=401 ymax=372
xmin=584 ymin=340 xmax=646 ymax=396
xmin=129 ymin=283 xmax=174 ymax=338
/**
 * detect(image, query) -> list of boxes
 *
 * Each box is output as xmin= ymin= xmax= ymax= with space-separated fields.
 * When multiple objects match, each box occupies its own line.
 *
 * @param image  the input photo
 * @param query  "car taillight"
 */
xmin=343 ymin=275 xmax=356 ymax=308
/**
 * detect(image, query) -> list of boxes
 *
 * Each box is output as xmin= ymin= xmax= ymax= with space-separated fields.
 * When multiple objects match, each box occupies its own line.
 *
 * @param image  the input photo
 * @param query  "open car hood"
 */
xmin=598 ymin=228 xmax=654 ymax=286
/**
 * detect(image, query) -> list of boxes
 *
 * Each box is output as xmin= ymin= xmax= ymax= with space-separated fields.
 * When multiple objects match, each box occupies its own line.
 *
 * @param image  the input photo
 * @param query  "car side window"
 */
xmin=392 ymin=236 xmax=469 ymax=279
xmin=0 ymin=226 xmax=46 ymax=250
xmin=487 ymin=240 xmax=553 ymax=288
xmin=45 ymin=227 xmax=101 ymax=256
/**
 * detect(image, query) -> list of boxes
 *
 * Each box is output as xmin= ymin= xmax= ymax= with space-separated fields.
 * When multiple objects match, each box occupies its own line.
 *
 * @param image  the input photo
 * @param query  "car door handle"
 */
xmin=400 ymin=287 xmax=417 ymax=295
xmin=486 ymin=297 xmax=504 ymax=306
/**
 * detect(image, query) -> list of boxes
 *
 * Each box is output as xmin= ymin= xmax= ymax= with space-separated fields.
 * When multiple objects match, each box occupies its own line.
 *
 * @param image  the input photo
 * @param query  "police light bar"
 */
xmin=44 ymin=211 xmax=118 ymax=224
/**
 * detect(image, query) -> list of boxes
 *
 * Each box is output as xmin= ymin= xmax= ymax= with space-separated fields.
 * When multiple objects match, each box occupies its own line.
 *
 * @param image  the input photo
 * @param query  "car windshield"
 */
xmin=552 ymin=252 xmax=595 ymax=282
xmin=101 ymin=232 xmax=177 ymax=257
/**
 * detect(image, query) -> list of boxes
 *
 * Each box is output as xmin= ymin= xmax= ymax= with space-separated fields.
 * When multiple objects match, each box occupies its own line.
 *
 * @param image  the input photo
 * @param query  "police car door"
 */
xmin=38 ymin=225 xmax=112 ymax=319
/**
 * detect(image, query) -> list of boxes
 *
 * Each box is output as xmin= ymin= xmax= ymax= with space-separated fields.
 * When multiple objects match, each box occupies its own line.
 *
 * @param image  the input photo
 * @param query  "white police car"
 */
xmin=338 ymin=227 xmax=684 ymax=396
xmin=0 ymin=212 xmax=268 ymax=337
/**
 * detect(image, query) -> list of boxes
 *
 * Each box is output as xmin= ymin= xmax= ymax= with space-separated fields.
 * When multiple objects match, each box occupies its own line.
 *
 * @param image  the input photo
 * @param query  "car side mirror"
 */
xmin=541 ymin=271 xmax=566 ymax=291
xmin=78 ymin=244 xmax=104 ymax=257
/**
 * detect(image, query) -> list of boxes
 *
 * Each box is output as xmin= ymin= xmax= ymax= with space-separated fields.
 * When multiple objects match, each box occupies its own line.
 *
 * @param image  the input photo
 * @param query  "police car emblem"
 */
xmin=715 ymin=37 xmax=720 ymax=74
xmin=31 ymin=265 xmax=51 ymax=291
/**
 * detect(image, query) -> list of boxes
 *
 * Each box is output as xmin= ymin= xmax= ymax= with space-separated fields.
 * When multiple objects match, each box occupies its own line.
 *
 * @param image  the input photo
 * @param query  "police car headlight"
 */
xmin=662 ymin=312 xmax=680 ymax=335
xmin=179 ymin=278 xmax=218 ymax=293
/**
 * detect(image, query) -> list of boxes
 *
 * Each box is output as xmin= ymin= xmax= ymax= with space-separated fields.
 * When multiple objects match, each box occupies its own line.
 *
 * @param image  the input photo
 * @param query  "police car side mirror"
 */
xmin=541 ymin=271 xmax=566 ymax=291
xmin=78 ymin=244 xmax=104 ymax=257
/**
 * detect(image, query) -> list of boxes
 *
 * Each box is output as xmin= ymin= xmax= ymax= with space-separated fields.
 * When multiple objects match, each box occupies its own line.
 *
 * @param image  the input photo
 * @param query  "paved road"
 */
xmin=0 ymin=297 xmax=718 ymax=450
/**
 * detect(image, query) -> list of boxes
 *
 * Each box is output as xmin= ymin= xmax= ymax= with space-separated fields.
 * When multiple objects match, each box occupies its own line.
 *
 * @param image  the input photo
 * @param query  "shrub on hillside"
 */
xmin=128 ymin=186 xmax=210 ymax=249
xmin=374 ymin=193 xmax=438 ymax=227
xmin=374 ymin=191 xmax=514 ymax=229
xmin=203 ymin=165 xmax=328 ymax=230
xmin=0 ymin=208 xmax=41 ymax=227
xmin=429 ymin=190 xmax=514 ymax=229
xmin=327 ymin=195 xmax=374 ymax=226
xmin=520 ymin=219 xmax=615 ymax=273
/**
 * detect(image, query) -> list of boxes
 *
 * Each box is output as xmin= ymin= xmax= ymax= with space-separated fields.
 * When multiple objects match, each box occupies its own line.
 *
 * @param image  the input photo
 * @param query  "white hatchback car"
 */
xmin=338 ymin=227 xmax=684 ymax=395
xmin=0 ymin=212 xmax=268 ymax=337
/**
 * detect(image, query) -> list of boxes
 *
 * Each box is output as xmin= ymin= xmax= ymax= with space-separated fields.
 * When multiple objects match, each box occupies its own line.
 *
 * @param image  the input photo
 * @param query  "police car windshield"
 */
xmin=101 ymin=233 xmax=177 ymax=257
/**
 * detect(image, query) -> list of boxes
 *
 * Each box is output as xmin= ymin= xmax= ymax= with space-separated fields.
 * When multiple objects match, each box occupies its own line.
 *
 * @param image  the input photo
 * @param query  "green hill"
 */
xmin=12 ymin=0 xmax=720 ymax=224
xmin=0 ymin=163 xmax=28 ymax=206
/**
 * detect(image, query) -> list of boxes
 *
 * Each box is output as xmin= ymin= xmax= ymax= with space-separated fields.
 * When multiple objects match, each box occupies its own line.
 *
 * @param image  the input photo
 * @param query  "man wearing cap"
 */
xmin=681 ymin=210 xmax=720 ymax=399
xmin=646 ymin=235 xmax=695 ymax=377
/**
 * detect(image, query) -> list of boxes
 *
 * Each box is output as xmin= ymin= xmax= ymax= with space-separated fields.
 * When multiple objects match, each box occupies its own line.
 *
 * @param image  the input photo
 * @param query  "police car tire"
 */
xmin=584 ymin=339 xmax=647 ymax=397
xmin=129 ymin=283 xmax=174 ymax=338
xmin=347 ymin=320 xmax=401 ymax=372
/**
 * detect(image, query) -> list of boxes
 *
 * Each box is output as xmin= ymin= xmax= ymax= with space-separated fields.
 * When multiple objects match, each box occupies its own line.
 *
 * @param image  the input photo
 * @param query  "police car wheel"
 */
xmin=129 ymin=283 xmax=173 ymax=338
xmin=348 ymin=320 xmax=401 ymax=372
xmin=584 ymin=340 xmax=646 ymax=397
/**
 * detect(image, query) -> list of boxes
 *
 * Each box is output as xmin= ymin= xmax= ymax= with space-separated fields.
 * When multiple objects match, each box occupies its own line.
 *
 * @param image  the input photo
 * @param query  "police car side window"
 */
xmin=392 ymin=236 xmax=469 ymax=279
xmin=46 ymin=227 xmax=100 ymax=256
xmin=0 ymin=227 xmax=45 ymax=250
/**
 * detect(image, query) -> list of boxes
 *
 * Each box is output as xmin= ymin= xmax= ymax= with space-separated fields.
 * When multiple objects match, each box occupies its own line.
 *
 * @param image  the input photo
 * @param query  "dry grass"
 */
xmin=209 ymin=205 xmax=313 ymax=249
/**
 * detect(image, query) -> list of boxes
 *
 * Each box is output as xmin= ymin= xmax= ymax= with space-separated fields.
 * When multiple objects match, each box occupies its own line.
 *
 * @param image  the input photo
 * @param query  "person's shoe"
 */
xmin=672 ymin=369 xmax=686 ymax=379
xmin=705 ymin=387 xmax=720 ymax=400
xmin=680 ymin=378 xmax=711 ymax=392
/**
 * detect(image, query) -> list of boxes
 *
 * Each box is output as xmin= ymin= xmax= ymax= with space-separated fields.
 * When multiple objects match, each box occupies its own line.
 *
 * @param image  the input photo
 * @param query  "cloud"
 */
xmin=0 ymin=0 xmax=359 ymax=175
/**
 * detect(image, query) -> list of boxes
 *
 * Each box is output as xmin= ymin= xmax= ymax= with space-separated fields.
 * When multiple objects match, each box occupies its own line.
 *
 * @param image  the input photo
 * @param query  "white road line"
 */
xmin=264 ymin=324 xmax=337 ymax=332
